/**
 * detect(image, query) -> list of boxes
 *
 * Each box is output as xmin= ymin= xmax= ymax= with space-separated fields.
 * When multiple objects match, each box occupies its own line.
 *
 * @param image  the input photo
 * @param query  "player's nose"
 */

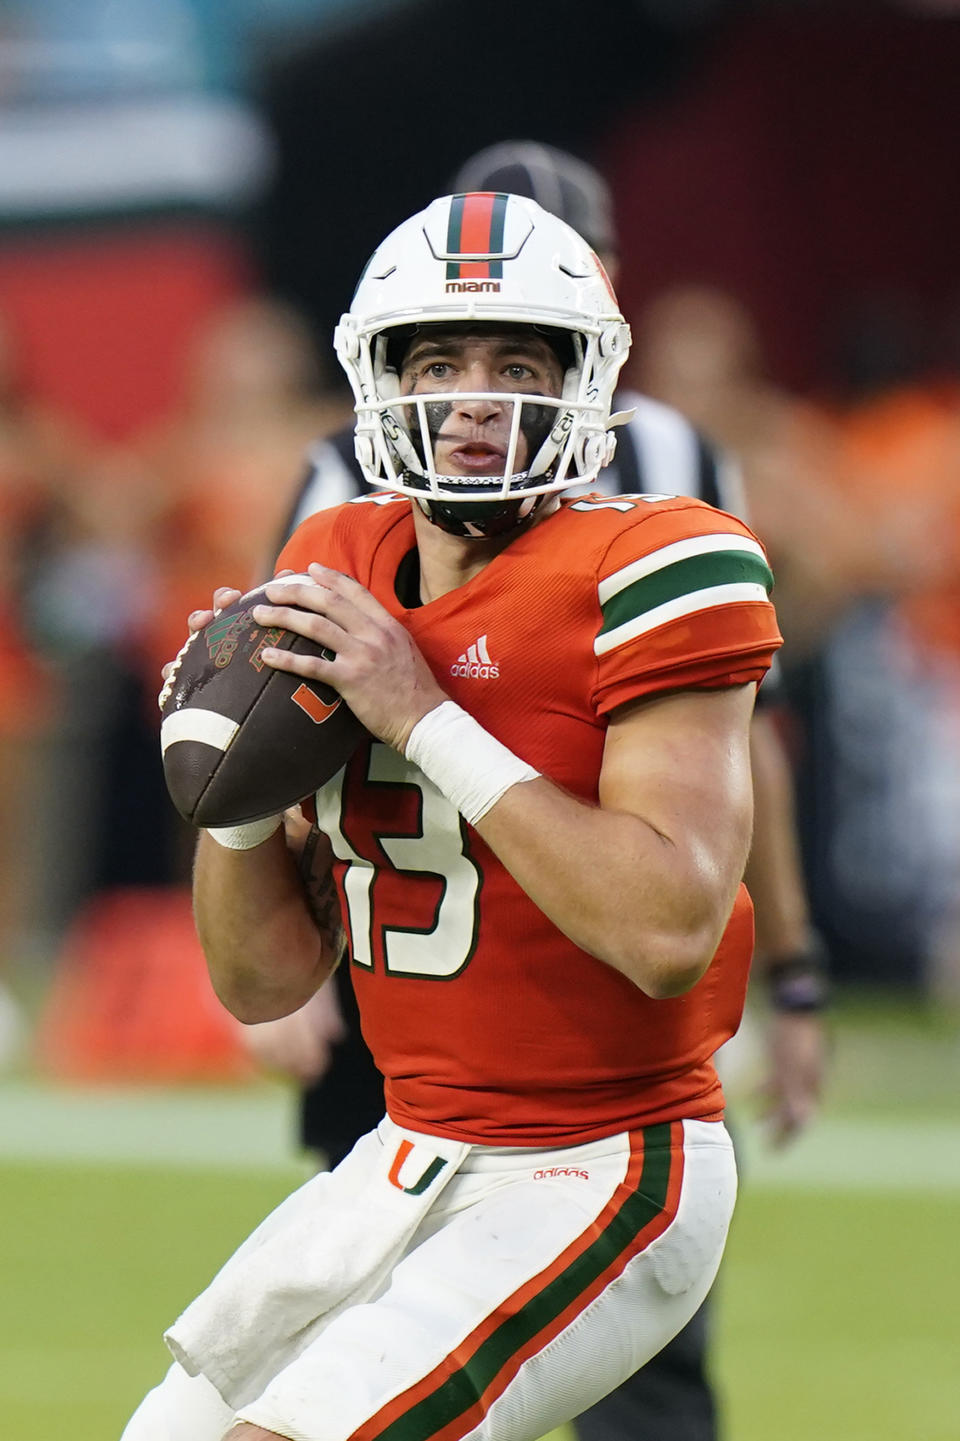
xmin=453 ymin=394 xmax=504 ymax=424
xmin=453 ymin=365 xmax=507 ymax=422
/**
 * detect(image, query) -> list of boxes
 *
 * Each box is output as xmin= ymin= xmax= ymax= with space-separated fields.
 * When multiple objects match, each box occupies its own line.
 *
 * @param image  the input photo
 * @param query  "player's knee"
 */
xmin=224 ymin=1425 xmax=286 ymax=1441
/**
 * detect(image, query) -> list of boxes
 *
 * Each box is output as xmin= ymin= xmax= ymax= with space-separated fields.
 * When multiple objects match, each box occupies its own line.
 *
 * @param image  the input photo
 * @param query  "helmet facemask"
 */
xmin=377 ymin=376 xmax=561 ymax=537
xmin=346 ymin=324 xmax=621 ymax=536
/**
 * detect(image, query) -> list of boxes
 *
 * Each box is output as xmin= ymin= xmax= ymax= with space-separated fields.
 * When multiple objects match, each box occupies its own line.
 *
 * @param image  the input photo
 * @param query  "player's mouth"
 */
xmin=439 ymin=440 xmax=509 ymax=474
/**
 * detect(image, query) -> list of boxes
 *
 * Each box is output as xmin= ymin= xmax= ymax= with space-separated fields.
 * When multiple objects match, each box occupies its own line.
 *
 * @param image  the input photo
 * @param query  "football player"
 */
xmin=265 ymin=147 xmax=826 ymax=1176
xmin=124 ymin=192 xmax=781 ymax=1441
xmin=243 ymin=145 xmax=828 ymax=1441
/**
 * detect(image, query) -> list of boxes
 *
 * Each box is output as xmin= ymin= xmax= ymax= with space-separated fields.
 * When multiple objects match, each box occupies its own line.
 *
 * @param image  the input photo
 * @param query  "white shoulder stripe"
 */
xmin=598 ymin=533 xmax=767 ymax=605
xmin=595 ymin=582 xmax=770 ymax=656
xmin=161 ymin=710 xmax=240 ymax=756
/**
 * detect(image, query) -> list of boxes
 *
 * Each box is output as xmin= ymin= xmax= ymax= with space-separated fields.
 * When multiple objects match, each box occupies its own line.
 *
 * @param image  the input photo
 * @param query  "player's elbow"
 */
xmin=210 ymin=971 xmax=279 ymax=1024
xmin=208 ymin=956 xmax=321 ymax=1025
xmin=637 ymin=941 xmax=713 ymax=999
xmin=608 ymin=933 xmax=710 ymax=998
xmin=606 ymin=895 xmax=733 ymax=999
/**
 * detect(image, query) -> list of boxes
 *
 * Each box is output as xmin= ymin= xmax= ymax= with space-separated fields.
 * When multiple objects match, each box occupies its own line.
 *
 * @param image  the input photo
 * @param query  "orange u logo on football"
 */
xmin=291 ymin=684 xmax=341 ymax=725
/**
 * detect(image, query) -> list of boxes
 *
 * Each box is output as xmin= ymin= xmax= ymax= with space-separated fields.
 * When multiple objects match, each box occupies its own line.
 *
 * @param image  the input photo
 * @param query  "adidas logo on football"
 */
xmin=451 ymin=634 xmax=499 ymax=680
xmin=206 ymin=612 xmax=249 ymax=668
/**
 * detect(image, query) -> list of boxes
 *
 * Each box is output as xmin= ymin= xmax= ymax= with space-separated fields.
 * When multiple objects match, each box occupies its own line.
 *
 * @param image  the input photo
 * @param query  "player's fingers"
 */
xmin=261 ymin=578 xmax=335 ymax=623
xmin=212 ymin=586 xmax=242 ymax=616
xmin=251 ymin=598 xmax=349 ymax=653
xmin=255 ymin=612 xmax=347 ymax=681
xmin=256 ymin=586 xmax=381 ymax=662
xmin=307 ymin=562 xmax=397 ymax=623
xmin=262 ymin=578 xmax=330 ymax=614
xmin=263 ymin=567 xmax=386 ymax=633
xmin=258 ymin=644 xmax=333 ymax=681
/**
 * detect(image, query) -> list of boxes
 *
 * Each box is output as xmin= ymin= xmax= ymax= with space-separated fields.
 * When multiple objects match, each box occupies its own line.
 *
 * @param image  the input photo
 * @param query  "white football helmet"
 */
xmin=333 ymin=192 xmax=631 ymax=536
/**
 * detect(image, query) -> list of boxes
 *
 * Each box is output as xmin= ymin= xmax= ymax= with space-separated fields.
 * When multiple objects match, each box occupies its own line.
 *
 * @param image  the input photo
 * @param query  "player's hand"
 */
xmin=158 ymin=587 xmax=242 ymax=701
xmin=758 ymin=1011 xmax=828 ymax=1147
xmin=158 ymin=575 xmax=298 ymax=698
xmin=185 ymin=586 xmax=244 ymax=636
xmin=253 ymin=563 xmax=448 ymax=753
xmin=240 ymin=984 xmax=347 ymax=1085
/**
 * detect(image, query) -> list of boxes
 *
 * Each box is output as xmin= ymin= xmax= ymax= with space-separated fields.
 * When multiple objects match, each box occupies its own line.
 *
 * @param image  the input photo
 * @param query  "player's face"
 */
xmin=398 ymin=332 xmax=564 ymax=476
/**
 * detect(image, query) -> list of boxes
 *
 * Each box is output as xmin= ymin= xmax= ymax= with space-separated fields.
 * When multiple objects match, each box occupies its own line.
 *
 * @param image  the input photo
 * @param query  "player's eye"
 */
xmin=426 ymin=361 xmax=453 ymax=380
xmin=504 ymin=362 xmax=535 ymax=382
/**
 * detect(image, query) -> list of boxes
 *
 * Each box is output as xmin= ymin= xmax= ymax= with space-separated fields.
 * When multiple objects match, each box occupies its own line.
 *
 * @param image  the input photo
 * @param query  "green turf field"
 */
xmin=1 ymin=995 xmax=958 ymax=1441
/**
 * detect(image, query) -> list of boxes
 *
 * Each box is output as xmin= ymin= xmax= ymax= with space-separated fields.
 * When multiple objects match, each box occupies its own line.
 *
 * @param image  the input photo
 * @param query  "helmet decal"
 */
xmin=444 ymin=192 xmax=508 ymax=280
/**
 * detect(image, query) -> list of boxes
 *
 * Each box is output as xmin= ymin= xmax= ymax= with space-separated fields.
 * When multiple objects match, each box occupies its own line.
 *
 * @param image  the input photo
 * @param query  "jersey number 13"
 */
xmin=313 ymin=744 xmax=482 ymax=979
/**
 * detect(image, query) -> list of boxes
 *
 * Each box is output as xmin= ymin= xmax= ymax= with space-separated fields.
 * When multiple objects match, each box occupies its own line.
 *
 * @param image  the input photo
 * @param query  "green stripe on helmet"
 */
xmin=446 ymin=193 xmax=466 ymax=280
xmin=487 ymin=192 xmax=508 ymax=279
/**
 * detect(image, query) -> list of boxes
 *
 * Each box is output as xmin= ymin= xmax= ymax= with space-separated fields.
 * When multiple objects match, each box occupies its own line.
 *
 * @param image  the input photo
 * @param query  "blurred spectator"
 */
xmin=0 ymin=308 xmax=86 ymax=1057
xmin=824 ymin=293 xmax=960 ymax=662
xmin=27 ymin=438 xmax=172 ymax=926
xmin=816 ymin=295 xmax=960 ymax=997
xmin=25 ymin=290 xmax=355 ymax=1082
xmin=26 ymin=294 xmax=350 ymax=929
xmin=132 ymin=296 xmax=351 ymax=688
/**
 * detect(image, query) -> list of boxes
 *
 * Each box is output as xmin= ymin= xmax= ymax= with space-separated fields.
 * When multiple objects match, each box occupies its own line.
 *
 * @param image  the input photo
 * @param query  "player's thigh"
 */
xmin=237 ymin=1120 xmax=736 ymax=1441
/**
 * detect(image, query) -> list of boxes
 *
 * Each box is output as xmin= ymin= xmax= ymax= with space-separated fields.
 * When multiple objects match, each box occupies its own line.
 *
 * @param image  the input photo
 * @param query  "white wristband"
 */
xmin=204 ymin=815 xmax=282 ymax=850
xmin=404 ymin=701 xmax=540 ymax=826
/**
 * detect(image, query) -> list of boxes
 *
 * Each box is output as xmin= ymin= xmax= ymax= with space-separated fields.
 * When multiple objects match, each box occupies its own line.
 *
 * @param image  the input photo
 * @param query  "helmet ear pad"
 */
xmin=562 ymin=363 xmax=582 ymax=402
xmin=379 ymin=369 xmax=401 ymax=401
xmin=373 ymin=333 xmax=402 ymax=401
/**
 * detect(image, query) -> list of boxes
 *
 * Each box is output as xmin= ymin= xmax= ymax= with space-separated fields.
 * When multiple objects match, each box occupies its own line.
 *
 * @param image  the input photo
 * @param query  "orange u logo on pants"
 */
xmin=387 ymin=1139 xmax=448 ymax=1195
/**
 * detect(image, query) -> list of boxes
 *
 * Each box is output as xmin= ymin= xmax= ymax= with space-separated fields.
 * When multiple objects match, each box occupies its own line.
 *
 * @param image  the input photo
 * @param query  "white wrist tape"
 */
xmin=204 ymin=815 xmax=282 ymax=850
xmin=404 ymin=701 xmax=540 ymax=826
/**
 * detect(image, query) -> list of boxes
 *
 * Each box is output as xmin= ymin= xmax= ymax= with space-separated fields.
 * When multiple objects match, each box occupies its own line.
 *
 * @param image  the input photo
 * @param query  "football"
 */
xmin=159 ymin=574 xmax=366 ymax=827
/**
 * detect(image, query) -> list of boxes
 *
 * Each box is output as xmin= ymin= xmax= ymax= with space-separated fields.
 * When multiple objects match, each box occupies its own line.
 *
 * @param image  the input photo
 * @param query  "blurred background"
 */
xmin=1 ymin=2 xmax=959 ymax=1438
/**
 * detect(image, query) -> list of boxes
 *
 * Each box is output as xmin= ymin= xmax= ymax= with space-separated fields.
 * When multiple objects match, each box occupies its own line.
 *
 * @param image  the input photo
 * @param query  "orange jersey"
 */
xmin=279 ymin=493 xmax=782 ymax=1146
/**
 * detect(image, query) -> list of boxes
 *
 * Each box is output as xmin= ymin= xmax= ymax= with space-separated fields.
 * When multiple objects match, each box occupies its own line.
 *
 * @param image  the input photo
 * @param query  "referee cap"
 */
xmin=450 ymin=140 xmax=618 ymax=256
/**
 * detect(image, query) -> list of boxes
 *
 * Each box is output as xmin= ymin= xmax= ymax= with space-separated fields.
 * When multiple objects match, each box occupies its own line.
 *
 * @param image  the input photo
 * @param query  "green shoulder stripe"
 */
xmin=599 ymin=547 xmax=773 ymax=639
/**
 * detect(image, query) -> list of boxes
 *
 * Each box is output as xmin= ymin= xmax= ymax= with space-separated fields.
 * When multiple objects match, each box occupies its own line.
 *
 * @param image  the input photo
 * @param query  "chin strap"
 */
xmin=416 ymin=491 xmax=543 ymax=539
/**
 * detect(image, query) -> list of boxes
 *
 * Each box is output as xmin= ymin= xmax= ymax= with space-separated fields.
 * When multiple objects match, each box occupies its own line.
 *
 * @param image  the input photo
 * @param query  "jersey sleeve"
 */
xmin=272 ymin=430 xmax=367 ymax=564
xmin=591 ymin=500 xmax=783 ymax=716
xmin=275 ymin=500 xmax=347 ymax=577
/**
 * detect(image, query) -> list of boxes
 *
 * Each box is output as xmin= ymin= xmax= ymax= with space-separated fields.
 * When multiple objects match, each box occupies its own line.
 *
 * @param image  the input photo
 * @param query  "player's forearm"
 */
xmin=476 ymin=779 xmax=747 ymax=998
xmin=193 ymin=829 xmax=338 ymax=1023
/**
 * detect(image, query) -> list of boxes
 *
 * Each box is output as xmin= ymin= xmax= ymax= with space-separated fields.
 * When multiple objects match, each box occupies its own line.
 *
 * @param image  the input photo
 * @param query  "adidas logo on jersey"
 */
xmin=451 ymin=634 xmax=499 ymax=680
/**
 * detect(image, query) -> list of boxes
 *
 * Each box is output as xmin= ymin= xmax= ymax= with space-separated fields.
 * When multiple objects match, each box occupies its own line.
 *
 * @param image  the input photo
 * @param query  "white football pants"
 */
xmin=121 ymin=1117 xmax=736 ymax=1441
